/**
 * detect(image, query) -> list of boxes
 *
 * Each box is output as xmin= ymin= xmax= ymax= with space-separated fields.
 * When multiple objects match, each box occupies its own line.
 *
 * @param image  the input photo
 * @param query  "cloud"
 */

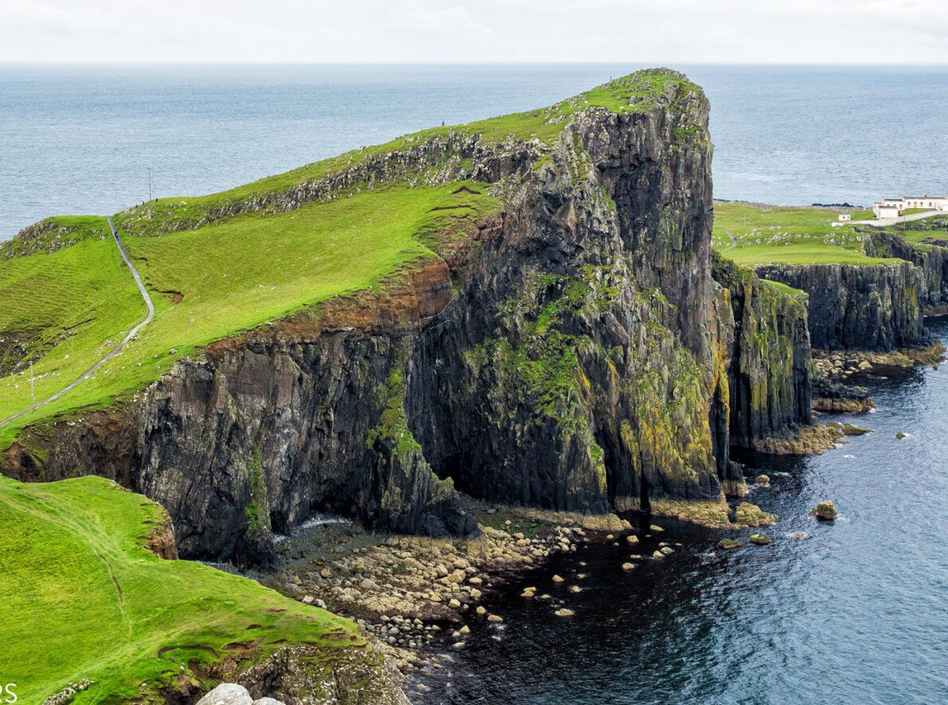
xmin=0 ymin=0 xmax=946 ymax=63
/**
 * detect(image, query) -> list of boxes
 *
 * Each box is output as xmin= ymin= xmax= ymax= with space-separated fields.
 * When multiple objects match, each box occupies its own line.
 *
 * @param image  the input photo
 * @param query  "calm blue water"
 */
xmin=412 ymin=318 xmax=948 ymax=705
xmin=2 ymin=64 xmax=948 ymax=239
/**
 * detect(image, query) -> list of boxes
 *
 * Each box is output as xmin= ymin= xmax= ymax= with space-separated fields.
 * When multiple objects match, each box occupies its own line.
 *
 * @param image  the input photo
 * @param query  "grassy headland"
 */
xmin=0 ymin=475 xmax=361 ymax=704
xmin=712 ymin=202 xmax=899 ymax=266
xmin=0 ymin=183 xmax=497 ymax=445
xmin=0 ymin=69 xmax=696 ymax=447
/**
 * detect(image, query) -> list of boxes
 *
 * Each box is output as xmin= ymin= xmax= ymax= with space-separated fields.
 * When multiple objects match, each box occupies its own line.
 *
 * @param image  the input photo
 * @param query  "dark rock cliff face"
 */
xmin=1 ymin=71 xmax=814 ymax=565
xmin=712 ymin=257 xmax=812 ymax=448
xmin=864 ymin=230 xmax=948 ymax=314
xmin=754 ymin=261 xmax=927 ymax=351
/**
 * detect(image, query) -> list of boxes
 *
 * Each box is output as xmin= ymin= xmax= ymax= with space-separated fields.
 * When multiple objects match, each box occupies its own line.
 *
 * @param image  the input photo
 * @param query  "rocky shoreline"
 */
xmin=253 ymin=491 xmax=790 ymax=691
xmin=261 ymin=504 xmax=633 ymax=677
xmin=244 ymin=340 xmax=948 ymax=699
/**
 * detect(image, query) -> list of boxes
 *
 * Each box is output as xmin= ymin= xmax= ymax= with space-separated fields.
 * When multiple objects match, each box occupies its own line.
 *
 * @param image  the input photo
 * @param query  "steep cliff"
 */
xmin=1 ymin=70 xmax=814 ymax=565
xmin=754 ymin=261 xmax=928 ymax=350
xmin=712 ymin=256 xmax=812 ymax=448
xmin=863 ymin=229 xmax=948 ymax=315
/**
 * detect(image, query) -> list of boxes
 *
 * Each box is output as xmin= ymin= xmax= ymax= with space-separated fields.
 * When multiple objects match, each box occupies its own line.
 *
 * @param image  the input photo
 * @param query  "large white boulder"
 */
xmin=196 ymin=683 xmax=253 ymax=705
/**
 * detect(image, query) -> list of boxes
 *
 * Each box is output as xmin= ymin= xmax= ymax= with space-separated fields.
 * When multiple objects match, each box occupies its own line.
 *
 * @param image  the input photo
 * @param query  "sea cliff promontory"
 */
xmin=2 ymin=70 xmax=813 ymax=568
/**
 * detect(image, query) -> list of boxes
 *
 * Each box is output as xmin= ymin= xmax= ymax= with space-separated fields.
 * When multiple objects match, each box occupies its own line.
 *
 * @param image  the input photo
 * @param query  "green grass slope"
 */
xmin=0 ymin=475 xmax=360 ymax=704
xmin=0 ymin=215 xmax=111 ymax=259
xmin=0 ymin=69 xmax=695 ymax=447
xmin=0 ymin=230 xmax=146 ymax=415
xmin=0 ymin=182 xmax=497 ymax=446
xmin=118 ymin=70 xmax=698 ymax=239
xmin=712 ymin=202 xmax=900 ymax=266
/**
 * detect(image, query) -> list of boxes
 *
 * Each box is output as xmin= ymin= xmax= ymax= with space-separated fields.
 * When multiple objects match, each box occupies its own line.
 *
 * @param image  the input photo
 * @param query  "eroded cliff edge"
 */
xmin=2 ymin=70 xmax=813 ymax=566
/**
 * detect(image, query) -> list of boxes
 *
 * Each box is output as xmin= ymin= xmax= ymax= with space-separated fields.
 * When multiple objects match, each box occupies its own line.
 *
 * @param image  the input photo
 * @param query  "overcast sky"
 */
xmin=2 ymin=0 xmax=947 ymax=64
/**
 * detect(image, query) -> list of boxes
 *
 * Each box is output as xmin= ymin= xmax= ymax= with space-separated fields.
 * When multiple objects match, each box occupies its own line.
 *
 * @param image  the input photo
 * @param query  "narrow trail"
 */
xmin=0 ymin=217 xmax=155 ymax=428
xmin=848 ymin=210 xmax=945 ymax=228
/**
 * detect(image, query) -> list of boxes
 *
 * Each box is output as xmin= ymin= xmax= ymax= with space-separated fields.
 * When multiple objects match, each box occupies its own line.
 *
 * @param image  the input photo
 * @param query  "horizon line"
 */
xmin=2 ymin=60 xmax=948 ymax=68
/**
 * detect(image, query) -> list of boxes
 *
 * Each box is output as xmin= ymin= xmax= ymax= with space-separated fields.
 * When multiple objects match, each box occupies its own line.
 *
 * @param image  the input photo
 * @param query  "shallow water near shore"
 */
xmin=410 ymin=318 xmax=948 ymax=704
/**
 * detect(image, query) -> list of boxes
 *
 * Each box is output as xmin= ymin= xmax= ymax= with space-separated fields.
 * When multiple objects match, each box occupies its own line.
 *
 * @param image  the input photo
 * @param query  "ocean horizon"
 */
xmin=2 ymin=63 xmax=948 ymax=240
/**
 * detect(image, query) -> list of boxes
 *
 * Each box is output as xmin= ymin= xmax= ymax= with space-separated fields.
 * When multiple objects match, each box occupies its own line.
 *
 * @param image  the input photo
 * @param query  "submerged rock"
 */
xmin=734 ymin=502 xmax=778 ymax=527
xmin=810 ymin=501 xmax=838 ymax=521
xmin=554 ymin=608 xmax=575 ymax=617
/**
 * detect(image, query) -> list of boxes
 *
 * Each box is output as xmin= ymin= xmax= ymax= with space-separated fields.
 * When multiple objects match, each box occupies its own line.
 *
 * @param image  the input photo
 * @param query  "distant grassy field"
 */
xmin=885 ymin=227 xmax=948 ymax=248
xmin=712 ymin=202 xmax=898 ymax=266
xmin=0 ymin=475 xmax=359 ymax=704
xmin=0 ymin=182 xmax=496 ymax=446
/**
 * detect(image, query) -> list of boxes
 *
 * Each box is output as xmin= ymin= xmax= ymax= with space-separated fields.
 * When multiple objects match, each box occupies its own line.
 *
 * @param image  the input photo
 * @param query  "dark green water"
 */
xmin=411 ymin=319 xmax=948 ymax=704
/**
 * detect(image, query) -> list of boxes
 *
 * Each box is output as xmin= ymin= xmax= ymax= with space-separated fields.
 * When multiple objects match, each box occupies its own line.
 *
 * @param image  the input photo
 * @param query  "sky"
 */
xmin=2 ymin=0 xmax=947 ymax=64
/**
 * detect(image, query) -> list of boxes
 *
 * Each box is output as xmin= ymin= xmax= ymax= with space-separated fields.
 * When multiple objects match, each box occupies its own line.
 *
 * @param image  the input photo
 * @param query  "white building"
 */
xmin=872 ymin=195 xmax=948 ymax=219
xmin=838 ymin=213 xmax=852 ymax=222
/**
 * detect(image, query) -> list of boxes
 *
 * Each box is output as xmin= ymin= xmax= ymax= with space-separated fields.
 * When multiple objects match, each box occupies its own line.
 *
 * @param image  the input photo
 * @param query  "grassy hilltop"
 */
xmin=0 ymin=70 xmax=699 ymax=448
xmin=711 ymin=202 xmax=899 ymax=265
xmin=0 ymin=476 xmax=363 ymax=704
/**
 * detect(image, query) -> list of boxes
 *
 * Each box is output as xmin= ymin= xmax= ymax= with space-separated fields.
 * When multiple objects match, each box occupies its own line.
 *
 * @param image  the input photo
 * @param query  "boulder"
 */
xmin=810 ymin=500 xmax=838 ymax=520
xmin=749 ymin=533 xmax=772 ymax=545
xmin=717 ymin=539 xmax=742 ymax=550
xmin=755 ymin=474 xmax=770 ymax=484
xmin=197 ymin=684 xmax=253 ymax=705
xmin=735 ymin=502 xmax=778 ymax=527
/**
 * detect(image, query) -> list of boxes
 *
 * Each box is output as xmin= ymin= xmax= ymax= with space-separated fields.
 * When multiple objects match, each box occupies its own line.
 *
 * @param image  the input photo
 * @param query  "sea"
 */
xmin=3 ymin=65 xmax=948 ymax=704
xmin=2 ymin=64 xmax=948 ymax=239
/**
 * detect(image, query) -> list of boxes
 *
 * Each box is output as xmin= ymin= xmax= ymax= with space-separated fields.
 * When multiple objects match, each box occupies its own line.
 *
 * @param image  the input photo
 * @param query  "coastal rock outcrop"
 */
xmin=0 ymin=70 xmax=814 ymax=566
xmin=713 ymin=256 xmax=812 ymax=449
xmin=863 ymin=229 xmax=948 ymax=315
xmin=754 ymin=261 xmax=928 ymax=351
